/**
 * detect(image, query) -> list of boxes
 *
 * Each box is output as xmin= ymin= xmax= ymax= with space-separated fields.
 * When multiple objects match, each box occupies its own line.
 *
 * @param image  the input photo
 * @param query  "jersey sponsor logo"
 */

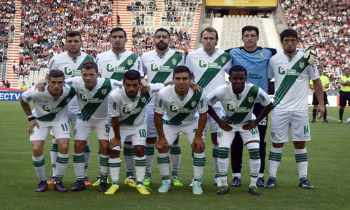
xmin=151 ymin=64 xmax=160 ymax=71
xmin=106 ymin=64 xmax=127 ymax=72
xmin=278 ymin=67 xmax=299 ymax=76
xmin=122 ymin=105 xmax=131 ymax=114
xmin=64 ymin=67 xmax=79 ymax=76
xmin=198 ymin=59 xmax=208 ymax=68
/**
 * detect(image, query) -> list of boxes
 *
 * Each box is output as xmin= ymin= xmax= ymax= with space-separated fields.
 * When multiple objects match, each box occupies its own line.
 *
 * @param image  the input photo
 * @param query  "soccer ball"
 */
xmin=346 ymin=117 xmax=350 ymax=123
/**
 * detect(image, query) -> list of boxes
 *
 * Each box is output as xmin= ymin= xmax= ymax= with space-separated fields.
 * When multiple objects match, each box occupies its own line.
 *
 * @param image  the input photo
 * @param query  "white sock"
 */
xmin=170 ymin=144 xmax=181 ymax=177
xmin=99 ymin=154 xmax=109 ymax=177
xmin=268 ymin=146 xmax=283 ymax=178
xmin=232 ymin=173 xmax=242 ymax=178
xmin=145 ymin=143 xmax=155 ymax=178
xmin=193 ymin=152 xmax=205 ymax=181
xmin=134 ymin=156 xmax=146 ymax=183
xmin=32 ymin=155 xmax=46 ymax=181
xmin=49 ymin=141 xmax=58 ymax=177
xmin=247 ymin=142 xmax=260 ymax=187
xmin=124 ymin=143 xmax=135 ymax=177
xmin=84 ymin=144 xmax=91 ymax=178
xmin=295 ymin=148 xmax=308 ymax=179
xmin=73 ymin=153 xmax=85 ymax=180
xmin=212 ymin=146 xmax=219 ymax=179
xmin=216 ymin=147 xmax=229 ymax=186
xmin=56 ymin=153 xmax=69 ymax=179
xmin=108 ymin=157 xmax=121 ymax=184
xmin=158 ymin=152 xmax=170 ymax=180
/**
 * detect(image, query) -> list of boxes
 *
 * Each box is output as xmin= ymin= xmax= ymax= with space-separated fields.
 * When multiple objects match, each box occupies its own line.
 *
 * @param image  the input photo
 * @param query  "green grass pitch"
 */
xmin=0 ymin=102 xmax=349 ymax=210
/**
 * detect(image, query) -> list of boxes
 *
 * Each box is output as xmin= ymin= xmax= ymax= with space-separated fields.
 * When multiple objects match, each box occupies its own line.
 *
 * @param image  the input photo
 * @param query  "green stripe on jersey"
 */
xmin=111 ymin=53 xmax=138 ymax=81
xmin=150 ymin=51 xmax=183 ymax=83
xmin=224 ymin=85 xmax=259 ymax=124
xmin=80 ymin=79 xmax=112 ymax=121
xmin=166 ymin=90 xmax=203 ymax=126
xmin=197 ymin=52 xmax=230 ymax=88
xmin=119 ymin=92 xmax=151 ymax=125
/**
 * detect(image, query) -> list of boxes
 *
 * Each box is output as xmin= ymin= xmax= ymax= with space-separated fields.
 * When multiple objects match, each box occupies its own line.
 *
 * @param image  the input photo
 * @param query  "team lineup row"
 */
xmin=20 ymin=26 xmax=324 ymax=196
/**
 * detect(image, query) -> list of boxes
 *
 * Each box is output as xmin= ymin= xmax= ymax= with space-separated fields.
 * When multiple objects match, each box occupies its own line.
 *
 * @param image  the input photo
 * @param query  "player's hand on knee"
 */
xmin=110 ymin=137 xmax=121 ymax=151
xmin=28 ymin=119 xmax=39 ymax=134
xmin=242 ymin=120 xmax=257 ymax=130
xmin=192 ymin=137 xmax=205 ymax=152
xmin=156 ymin=137 xmax=168 ymax=151
xmin=219 ymin=120 xmax=232 ymax=131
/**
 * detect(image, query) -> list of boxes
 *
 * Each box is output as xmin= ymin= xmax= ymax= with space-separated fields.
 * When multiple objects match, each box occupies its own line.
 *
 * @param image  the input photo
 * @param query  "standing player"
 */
xmin=141 ymin=28 xmax=185 ymax=187
xmin=106 ymin=70 xmax=163 ymax=195
xmin=48 ymin=31 xmax=95 ymax=187
xmin=207 ymin=65 xmax=273 ymax=195
xmin=66 ymin=62 xmax=122 ymax=192
xmin=154 ymin=66 xmax=207 ymax=195
xmin=338 ymin=67 xmax=350 ymax=122
xmin=20 ymin=70 xmax=76 ymax=192
xmin=97 ymin=27 xmax=143 ymax=187
xmin=185 ymin=26 xmax=232 ymax=184
xmin=266 ymin=29 xmax=324 ymax=189
xmin=228 ymin=25 xmax=276 ymax=188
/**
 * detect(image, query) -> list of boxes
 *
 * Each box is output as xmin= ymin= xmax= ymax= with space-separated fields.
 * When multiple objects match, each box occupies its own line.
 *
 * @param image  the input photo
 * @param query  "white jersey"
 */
xmin=66 ymin=77 xmax=122 ymax=120
xmin=185 ymin=48 xmax=231 ymax=94
xmin=48 ymin=51 xmax=95 ymax=77
xmin=141 ymin=49 xmax=184 ymax=84
xmin=208 ymin=82 xmax=271 ymax=125
xmin=109 ymin=83 xmax=164 ymax=127
xmin=268 ymin=49 xmax=319 ymax=111
xmin=155 ymin=85 xmax=208 ymax=126
xmin=21 ymin=84 xmax=76 ymax=123
xmin=97 ymin=49 xmax=143 ymax=81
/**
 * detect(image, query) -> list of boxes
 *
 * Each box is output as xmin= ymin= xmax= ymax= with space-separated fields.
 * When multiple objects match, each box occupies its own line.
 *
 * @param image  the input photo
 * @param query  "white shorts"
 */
xmin=112 ymin=125 xmax=147 ymax=146
xmin=30 ymin=121 xmax=70 ymax=141
xmin=75 ymin=118 xmax=110 ymax=141
xmin=218 ymin=125 xmax=259 ymax=148
xmin=146 ymin=104 xmax=157 ymax=138
xmin=271 ymin=110 xmax=311 ymax=143
xmin=164 ymin=122 xmax=203 ymax=145
xmin=205 ymin=105 xmax=223 ymax=134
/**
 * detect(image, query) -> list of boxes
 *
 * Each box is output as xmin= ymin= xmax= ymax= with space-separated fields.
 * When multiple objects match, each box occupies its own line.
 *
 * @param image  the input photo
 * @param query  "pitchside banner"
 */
xmin=206 ymin=0 xmax=277 ymax=7
xmin=0 ymin=88 xmax=22 ymax=101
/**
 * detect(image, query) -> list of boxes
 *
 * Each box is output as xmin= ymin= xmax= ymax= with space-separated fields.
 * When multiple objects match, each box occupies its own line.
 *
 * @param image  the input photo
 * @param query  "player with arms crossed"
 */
xmin=207 ymin=65 xmax=273 ymax=195
xmin=154 ymin=66 xmax=208 ymax=195
xmin=266 ymin=29 xmax=324 ymax=189
xmin=20 ymin=70 xmax=76 ymax=192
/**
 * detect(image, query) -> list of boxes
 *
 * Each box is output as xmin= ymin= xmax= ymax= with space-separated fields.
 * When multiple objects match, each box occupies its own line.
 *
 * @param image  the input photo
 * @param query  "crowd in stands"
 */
xmin=281 ymin=0 xmax=350 ymax=91
xmin=19 ymin=0 xmax=113 ymax=75
xmin=0 ymin=1 xmax=16 ymax=63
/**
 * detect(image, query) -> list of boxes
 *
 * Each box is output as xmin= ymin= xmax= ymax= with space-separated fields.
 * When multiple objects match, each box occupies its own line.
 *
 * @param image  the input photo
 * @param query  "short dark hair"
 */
xmin=110 ymin=27 xmax=127 ymax=38
xmin=242 ymin=25 xmax=259 ymax=37
xmin=81 ymin=61 xmax=98 ymax=73
xmin=173 ymin=65 xmax=192 ymax=78
xmin=48 ymin=69 xmax=65 ymax=79
xmin=66 ymin=31 xmax=81 ymax=39
xmin=154 ymin=28 xmax=170 ymax=37
xmin=200 ymin=26 xmax=218 ymax=40
xmin=123 ymin=70 xmax=141 ymax=82
xmin=280 ymin=29 xmax=298 ymax=42
xmin=229 ymin=65 xmax=247 ymax=77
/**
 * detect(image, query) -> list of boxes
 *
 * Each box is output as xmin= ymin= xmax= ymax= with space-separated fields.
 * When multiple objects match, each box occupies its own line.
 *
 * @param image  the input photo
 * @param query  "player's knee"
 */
xmin=146 ymin=137 xmax=157 ymax=144
xmin=74 ymin=140 xmax=86 ymax=153
xmin=157 ymin=146 xmax=169 ymax=153
xmin=109 ymin=149 xmax=120 ymax=158
xmin=32 ymin=144 xmax=44 ymax=156
xmin=99 ymin=141 xmax=109 ymax=155
xmin=134 ymin=145 xmax=145 ymax=157
xmin=272 ymin=143 xmax=284 ymax=148
xmin=57 ymin=141 xmax=69 ymax=154
xmin=293 ymin=141 xmax=306 ymax=149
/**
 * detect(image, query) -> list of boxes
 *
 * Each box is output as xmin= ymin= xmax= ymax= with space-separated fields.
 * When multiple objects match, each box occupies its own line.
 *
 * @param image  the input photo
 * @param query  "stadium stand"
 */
xmin=280 ymin=0 xmax=350 ymax=90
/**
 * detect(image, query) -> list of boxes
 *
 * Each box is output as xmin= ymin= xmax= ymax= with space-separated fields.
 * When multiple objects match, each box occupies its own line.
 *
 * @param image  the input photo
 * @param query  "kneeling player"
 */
xmin=106 ymin=70 xmax=163 ymax=195
xmin=207 ymin=65 xmax=272 ymax=195
xmin=155 ymin=66 xmax=208 ymax=195
xmin=20 ymin=70 xmax=76 ymax=192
